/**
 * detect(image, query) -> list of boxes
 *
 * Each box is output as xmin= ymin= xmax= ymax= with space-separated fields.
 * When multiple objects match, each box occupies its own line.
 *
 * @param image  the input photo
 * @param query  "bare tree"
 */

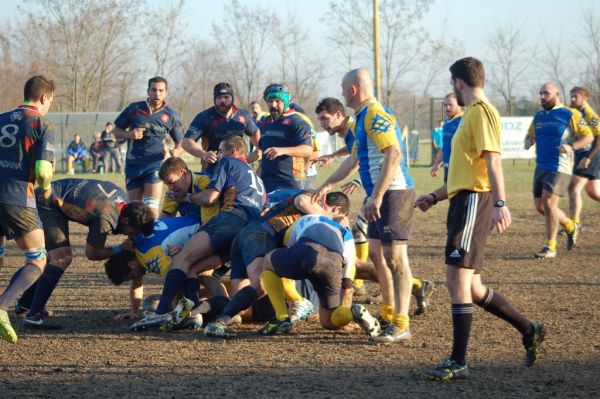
xmin=486 ymin=21 xmax=535 ymax=116
xmin=576 ymin=5 xmax=600 ymax=109
xmin=147 ymin=0 xmax=188 ymax=77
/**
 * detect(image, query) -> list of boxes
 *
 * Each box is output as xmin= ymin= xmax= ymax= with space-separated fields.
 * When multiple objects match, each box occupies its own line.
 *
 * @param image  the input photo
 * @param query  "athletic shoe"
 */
xmin=424 ymin=358 xmax=469 ymax=381
xmin=289 ymin=298 xmax=314 ymax=324
xmin=534 ymin=246 xmax=556 ymax=259
xmin=259 ymin=317 xmax=293 ymax=335
xmin=413 ymin=279 xmax=435 ymax=316
xmin=523 ymin=321 xmax=546 ymax=367
xmin=129 ymin=312 xmax=173 ymax=332
xmin=170 ymin=298 xmax=195 ymax=329
xmin=351 ymin=304 xmax=381 ymax=337
xmin=228 ymin=314 xmax=243 ymax=325
xmin=14 ymin=300 xmax=52 ymax=318
xmin=0 ymin=309 xmax=17 ymax=343
xmin=369 ymin=324 xmax=411 ymax=344
xmin=204 ymin=320 xmax=237 ymax=338
xmin=22 ymin=313 xmax=62 ymax=330
xmin=182 ymin=314 xmax=203 ymax=331
xmin=566 ymin=223 xmax=580 ymax=251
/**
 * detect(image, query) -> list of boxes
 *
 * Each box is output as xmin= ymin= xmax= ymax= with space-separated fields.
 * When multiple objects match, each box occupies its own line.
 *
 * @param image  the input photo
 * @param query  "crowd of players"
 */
xmin=3 ymin=56 xmax=599 ymax=380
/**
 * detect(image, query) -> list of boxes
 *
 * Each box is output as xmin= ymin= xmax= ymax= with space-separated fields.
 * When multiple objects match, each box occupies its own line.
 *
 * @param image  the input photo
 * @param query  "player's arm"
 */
xmin=35 ymin=160 xmax=53 ymax=200
xmin=340 ymin=237 xmax=356 ymax=308
xmin=129 ymin=275 xmax=143 ymax=318
xmin=363 ymin=145 xmax=400 ymax=221
xmin=414 ymin=184 xmax=448 ymax=212
xmin=294 ymin=192 xmax=327 ymax=215
xmin=194 ymin=188 xmax=220 ymax=206
xmin=263 ymin=144 xmax=312 ymax=160
xmin=317 ymin=147 xmax=350 ymax=166
xmin=313 ymin=155 xmax=359 ymax=202
xmin=430 ymin=149 xmax=443 ymax=177
xmin=483 ymin=150 xmax=511 ymax=233
xmin=524 ymin=121 xmax=536 ymax=149
xmin=585 ymin=136 xmax=600 ymax=160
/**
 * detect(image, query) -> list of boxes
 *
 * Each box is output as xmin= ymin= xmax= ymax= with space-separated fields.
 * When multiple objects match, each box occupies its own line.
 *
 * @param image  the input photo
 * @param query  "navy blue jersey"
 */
xmin=210 ymin=157 xmax=265 ymax=220
xmin=259 ymin=192 xmax=304 ymax=242
xmin=0 ymin=105 xmax=55 ymax=208
xmin=184 ymin=106 xmax=257 ymax=172
xmin=114 ymin=100 xmax=184 ymax=164
xmin=39 ymin=178 xmax=128 ymax=248
xmin=258 ymin=111 xmax=313 ymax=192
xmin=265 ymin=188 xmax=302 ymax=209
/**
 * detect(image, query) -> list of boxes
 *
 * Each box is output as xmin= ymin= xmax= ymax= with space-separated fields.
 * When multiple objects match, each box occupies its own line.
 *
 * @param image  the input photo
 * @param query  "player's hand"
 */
xmin=264 ymin=147 xmax=287 ymax=160
xmin=311 ymin=183 xmax=332 ymax=203
xmin=559 ymin=143 xmax=573 ymax=154
xmin=200 ymin=151 xmax=218 ymax=164
xmin=490 ymin=206 xmax=511 ymax=233
xmin=340 ymin=180 xmax=361 ymax=195
xmin=334 ymin=215 xmax=350 ymax=227
xmin=112 ymin=312 xmax=139 ymax=321
xmin=120 ymin=239 xmax=135 ymax=251
xmin=524 ymin=135 xmax=535 ymax=150
xmin=363 ymin=196 xmax=382 ymax=221
xmin=578 ymin=156 xmax=591 ymax=170
xmin=430 ymin=164 xmax=439 ymax=177
xmin=414 ymin=194 xmax=434 ymax=212
xmin=167 ymin=244 xmax=182 ymax=256
xmin=317 ymin=155 xmax=335 ymax=167
xmin=130 ymin=128 xmax=145 ymax=140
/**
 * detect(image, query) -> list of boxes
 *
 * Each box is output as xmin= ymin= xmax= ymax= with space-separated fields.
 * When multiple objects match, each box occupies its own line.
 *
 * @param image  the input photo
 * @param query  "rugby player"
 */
xmin=416 ymin=57 xmax=545 ymax=380
xmin=16 ymin=179 xmax=155 ymax=328
xmin=182 ymin=82 xmax=259 ymax=172
xmin=430 ymin=93 xmax=462 ymax=183
xmin=113 ymin=76 xmax=185 ymax=219
xmin=0 ymin=75 xmax=55 ymax=343
xmin=524 ymin=83 xmax=592 ymax=258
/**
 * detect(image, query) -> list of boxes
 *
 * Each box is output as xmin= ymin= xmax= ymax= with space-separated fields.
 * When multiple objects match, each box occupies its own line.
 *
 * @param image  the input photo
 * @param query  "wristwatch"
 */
xmin=494 ymin=199 xmax=505 ymax=208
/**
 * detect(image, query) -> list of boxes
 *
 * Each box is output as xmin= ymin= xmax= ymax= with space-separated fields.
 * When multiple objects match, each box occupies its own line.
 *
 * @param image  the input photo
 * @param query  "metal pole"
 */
xmin=373 ymin=0 xmax=382 ymax=100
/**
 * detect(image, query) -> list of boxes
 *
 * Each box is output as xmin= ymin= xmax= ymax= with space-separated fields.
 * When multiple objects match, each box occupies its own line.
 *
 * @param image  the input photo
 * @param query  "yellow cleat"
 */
xmin=0 ymin=309 xmax=17 ymax=343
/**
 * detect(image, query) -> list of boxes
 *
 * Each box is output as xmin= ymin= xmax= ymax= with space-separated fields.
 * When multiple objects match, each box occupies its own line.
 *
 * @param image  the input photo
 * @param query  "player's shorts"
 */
xmin=230 ymin=222 xmax=279 ymax=280
xmin=367 ymin=189 xmax=415 ymax=243
xmin=0 ymin=204 xmax=43 ymax=239
xmin=352 ymin=205 xmax=368 ymax=244
xmin=573 ymin=151 xmax=600 ymax=180
xmin=36 ymin=201 xmax=71 ymax=250
xmin=270 ymin=238 xmax=343 ymax=309
xmin=445 ymin=190 xmax=492 ymax=270
xmin=125 ymin=160 xmax=163 ymax=191
xmin=533 ymin=167 xmax=571 ymax=198
xmin=198 ymin=211 xmax=248 ymax=256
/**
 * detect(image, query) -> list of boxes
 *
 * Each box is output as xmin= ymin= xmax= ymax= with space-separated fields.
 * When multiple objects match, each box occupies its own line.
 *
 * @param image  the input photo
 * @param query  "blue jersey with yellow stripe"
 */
xmin=133 ymin=217 xmax=200 ymax=278
xmin=442 ymin=114 xmax=462 ymax=165
xmin=351 ymin=99 xmax=414 ymax=196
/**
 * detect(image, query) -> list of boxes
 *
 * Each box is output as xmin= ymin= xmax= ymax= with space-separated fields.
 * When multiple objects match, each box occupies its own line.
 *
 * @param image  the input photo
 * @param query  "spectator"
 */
xmin=66 ymin=133 xmax=90 ymax=174
xmin=89 ymin=132 xmax=105 ymax=173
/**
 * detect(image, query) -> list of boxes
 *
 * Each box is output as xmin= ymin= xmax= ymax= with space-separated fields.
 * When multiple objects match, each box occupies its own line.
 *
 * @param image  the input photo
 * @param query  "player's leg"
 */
xmin=142 ymin=179 xmax=162 ymax=220
xmin=585 ymin=178 xmax=600 ymax=201
xmin=368 ymin=240 xmax=394 ymax=324
xmin=568 ymin=175 xmax=587 ymax=225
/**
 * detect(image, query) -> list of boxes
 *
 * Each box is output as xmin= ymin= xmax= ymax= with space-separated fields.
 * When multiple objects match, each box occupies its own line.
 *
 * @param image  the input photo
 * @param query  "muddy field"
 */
xmin=1 ymin=168 xmax=599 ymax=398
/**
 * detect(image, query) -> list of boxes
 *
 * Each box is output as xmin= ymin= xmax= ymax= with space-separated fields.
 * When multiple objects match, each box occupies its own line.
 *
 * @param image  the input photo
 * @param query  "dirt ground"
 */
xmin=1 ymin=191 xmax=599 ymax=398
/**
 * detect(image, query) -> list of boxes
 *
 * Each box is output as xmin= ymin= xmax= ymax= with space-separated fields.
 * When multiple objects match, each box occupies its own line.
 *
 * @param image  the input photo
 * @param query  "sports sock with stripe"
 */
xmin=450 ymin=303 xmax=473 ymax=366
xmin=0 ymin=263 xmax=43 ymax=311
xmin=476 ymin=288 xmax=533 ymax=337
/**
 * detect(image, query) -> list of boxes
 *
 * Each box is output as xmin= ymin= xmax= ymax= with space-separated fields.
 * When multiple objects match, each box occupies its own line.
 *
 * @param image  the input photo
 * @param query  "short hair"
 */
xmin=105 ymin=122 xmax=114 ymax=127
xmin=449 ymin=57 xmax=485 ymax=88
xmin=221 ymin=135 xmax=248 ymax=155
xmin=571 ymin=86 xmax=590 ymax=99
xmin=445 ymin=92 xmax=457 ymax=99
xmin=105 ymin=250 xmax=138 ymax=285
xmin=148 ymin=76 xmax=168 ymax=90
xmin=315 ymin=98 xmax=346 ymax=116
xmin=158 ymin=157 xmax=190 ymax=181
xmin=121 ymin=202 xmax=155 ymax=235
xmin=326 ymin=191 xmax=350 ymax=216
xmin=250 ymin=101 xmax=260 ymax=107
xmin=24 ymin=75 xmax=55 ymax=102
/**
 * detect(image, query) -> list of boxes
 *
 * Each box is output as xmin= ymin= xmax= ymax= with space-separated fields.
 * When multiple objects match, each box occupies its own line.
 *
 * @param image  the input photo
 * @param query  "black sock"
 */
xmin=203 ymin=296 xmax=230 ymax=322
xmin=18 ymin=281 xmax=39 ymax=309
xmin=220 ymin=286 xmax=258 ymax=319
xmin=184 ymin=278 xmax=200 ymax=308
xmin=476 ymin=288 xmax=533 ymax=337
xmin=156 ymin=269 xmax=187 ymax=314
xmin=27 ymin=264 xmax=63 ymax=316
xmin=450 ymin=303 xmax=473 ymax=366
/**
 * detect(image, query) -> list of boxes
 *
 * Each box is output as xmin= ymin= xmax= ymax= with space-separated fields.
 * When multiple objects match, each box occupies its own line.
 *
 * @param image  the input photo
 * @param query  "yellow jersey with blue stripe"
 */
xmin=133 ymin=217 xmax=200 ymax=278
xmin=161 ymin=171 xmax=219 ymax=223
xmin=351 ymin=98 xmax=413 ymax=196
xmin=527 ymin=104 xmax=592 ymax=174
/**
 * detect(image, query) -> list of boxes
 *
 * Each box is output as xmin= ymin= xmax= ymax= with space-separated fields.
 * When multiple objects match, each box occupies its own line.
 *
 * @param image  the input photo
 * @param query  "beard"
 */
xmin=541 ymin=98 xmax=556 ymax=110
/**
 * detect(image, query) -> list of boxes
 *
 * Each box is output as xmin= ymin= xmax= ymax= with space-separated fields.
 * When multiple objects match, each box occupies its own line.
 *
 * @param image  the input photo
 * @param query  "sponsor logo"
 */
xmin=0 ymin=160 xmax=23 ymax=170
xmin=10 ymin=112 xmax=22 ymax=121
xmin=161 ymin=114 xmax=170 ymax=123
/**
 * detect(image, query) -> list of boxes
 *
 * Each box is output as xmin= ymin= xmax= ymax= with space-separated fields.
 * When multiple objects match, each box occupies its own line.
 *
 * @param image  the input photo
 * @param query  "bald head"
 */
xmin=341 ymin=68 xmax=374 ymax=109
xmin=539 ymin=82 xmax=560 ymax=110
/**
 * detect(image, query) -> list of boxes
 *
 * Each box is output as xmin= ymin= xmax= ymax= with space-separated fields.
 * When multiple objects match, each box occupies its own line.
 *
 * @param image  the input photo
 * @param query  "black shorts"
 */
xmin=0 ymin=204 xmax=42 ymax=239
xmin=533 ymin=167 xmax=570 ymax=198
xmin=445 ymin=191 xmax=493 ymax=270
xmin=574 ymin=151 xmax=600 ymax=180
xmin=37 ymin=204 xmax=71 ymax=251
xmin=230 ymin=222 xmax=279 ymax=280
xmin=198 ymin=211 xmax=248 ymax=257
xmin=270 ymin=239 xmax=343 ymax=309
xmin=367 ymin=189 xmax=414 ymax=243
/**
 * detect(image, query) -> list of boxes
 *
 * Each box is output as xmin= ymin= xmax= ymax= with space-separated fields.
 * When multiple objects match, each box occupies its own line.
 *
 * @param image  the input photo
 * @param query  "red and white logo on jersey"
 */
xmin=238 ymin=115 xmax=246 ymax=124
xmin=161 ymin=114 xmax=170 ymax=123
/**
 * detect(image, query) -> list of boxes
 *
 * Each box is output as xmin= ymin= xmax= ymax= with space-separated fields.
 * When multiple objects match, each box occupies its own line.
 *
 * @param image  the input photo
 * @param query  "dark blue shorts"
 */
xmin=574 ymin=151 xmax=600 ymax=180
xmin=367 ymin=189 xmax=415 ymax=243
xmin=125 ymin=160 xmax=163 ymax=190
xmin=0 ymin=204 xmax=42 ymax=239
xmin=270 ymin=239 xmax=343 ymax=309
xmin=199 ymin=211 xmax=248 ymax=256
xmin=230 ymin=222 xmax=279 ymax=280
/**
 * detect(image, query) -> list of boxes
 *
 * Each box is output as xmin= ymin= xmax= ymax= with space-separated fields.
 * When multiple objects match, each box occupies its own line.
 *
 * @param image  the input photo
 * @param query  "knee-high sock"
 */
xmin=450 ymin=303 xmax=473 ymax=366
xmin=26 ymin=264 xmax=63 ymax=316
xmin=476 ymin=288 xmax=533 ymax=337
xmin=261 ymin=270 xmax=288 ymax=320
xmin=156 ymin=269 xmax=187 ymax=315
xmin=0 ymin=264 xmax=42 ymax=310
xmin=184 ymin=277 xmax=200 ymax=308
xmin=202 ymin=296 xmax=230 ymax=322
xmin=282 ymin=278 xmax=303 ymax=301
xmin=331 ymin=306 xmax=353 ymax=327
xmin=219 ymin=286 xmax=258 ymax=319
xmin=17 ymin=281 xmax=39 ymax=309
